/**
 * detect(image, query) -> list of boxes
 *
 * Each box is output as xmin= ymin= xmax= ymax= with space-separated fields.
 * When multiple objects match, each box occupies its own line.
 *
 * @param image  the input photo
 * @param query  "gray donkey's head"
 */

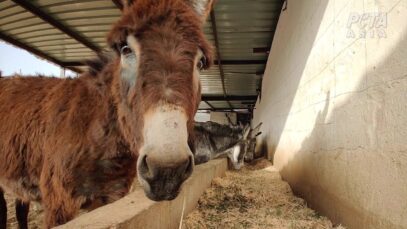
xmin=227 ymin=122 xmax=263 ymax=169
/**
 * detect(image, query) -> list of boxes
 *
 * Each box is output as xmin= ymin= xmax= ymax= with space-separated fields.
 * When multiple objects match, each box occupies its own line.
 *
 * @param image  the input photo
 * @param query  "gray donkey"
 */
xmin=193 ymin=121 xmax=262 ymax=169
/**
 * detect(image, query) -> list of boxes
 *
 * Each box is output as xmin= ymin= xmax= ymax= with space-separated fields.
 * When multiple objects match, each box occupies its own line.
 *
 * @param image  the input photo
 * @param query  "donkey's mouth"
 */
xmin=140 ymin=167 xmax=190 ymax=201
xmin=145 ymin=187 xmax=180 ymax=201
xmin=137 ymin=153 xmax=194 ymax=201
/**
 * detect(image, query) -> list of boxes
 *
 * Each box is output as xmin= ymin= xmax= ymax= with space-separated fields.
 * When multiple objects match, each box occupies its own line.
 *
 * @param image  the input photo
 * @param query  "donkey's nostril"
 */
xmin=142 ymin=155 xmax=148 ymax=168
xmin=189 ymin=156 xmax=194 ymax=170
xmin=184 ymin=155 xmax=194 ymax=178
xmin=139 ymin=154 xmax=149 ymax=177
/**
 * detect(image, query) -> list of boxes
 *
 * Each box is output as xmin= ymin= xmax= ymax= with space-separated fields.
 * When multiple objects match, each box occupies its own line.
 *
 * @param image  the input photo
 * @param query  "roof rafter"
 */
xmin=11 ymin=0 xmax=101 ymax=53
xmin=219 ymin=60 xmax=267 ymax=65
xmin=198 ymin=108 xmax=250 ymax=111
xmin=202 ymin=95 xmax=257 ymax=101
xmin=0 ymin=31 xmax=82 ymax=73
xmin=203 ymin=101 xmax=216 ymax=110
xmin=210 ymin=9 xmax=234 ymax=111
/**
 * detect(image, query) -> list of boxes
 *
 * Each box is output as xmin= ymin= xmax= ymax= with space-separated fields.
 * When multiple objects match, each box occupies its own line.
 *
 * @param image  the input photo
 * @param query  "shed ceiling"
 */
xmin=0 ymin=0 xmax=284 ymax=111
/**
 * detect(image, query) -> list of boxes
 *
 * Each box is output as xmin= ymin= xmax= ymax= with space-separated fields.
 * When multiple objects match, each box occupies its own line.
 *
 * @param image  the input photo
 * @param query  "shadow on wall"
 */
xmin=255 ymin=1 xmax=407 ymax=228
xmin=279 ymin=30 xmax=407 ymax=228
xmin=255 ymin=0 xmax=330 ymax=162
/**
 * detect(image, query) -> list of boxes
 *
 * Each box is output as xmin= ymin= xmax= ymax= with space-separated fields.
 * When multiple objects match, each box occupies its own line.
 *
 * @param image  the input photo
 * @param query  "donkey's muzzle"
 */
xmin=138 ymin=151 xmax=193 ymax=201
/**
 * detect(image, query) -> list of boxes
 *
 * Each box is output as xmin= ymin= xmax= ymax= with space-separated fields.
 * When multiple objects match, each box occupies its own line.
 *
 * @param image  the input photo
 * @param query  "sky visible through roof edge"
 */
xmin=0 ymin=41 xmax=77 ymax=77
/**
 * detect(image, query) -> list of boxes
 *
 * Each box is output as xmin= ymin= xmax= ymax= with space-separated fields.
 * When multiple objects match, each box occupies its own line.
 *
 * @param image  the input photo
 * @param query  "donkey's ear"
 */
xmin=252 ymin=122 xmax=263 ymax=135
xmin=242 ymin=124 xmax=251 ymax=140
xmin=121 ymin=0 xmax=136 ymax=8
xmin=185 ymin=0 xmax=215 ymax=22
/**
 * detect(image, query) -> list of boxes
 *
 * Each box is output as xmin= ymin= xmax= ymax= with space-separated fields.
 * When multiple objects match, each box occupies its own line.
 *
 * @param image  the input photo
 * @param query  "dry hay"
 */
xmin=4 ymin=193 xmax=43 ymax=228
xmin=5 ymin=159 xmax=345 ymax=229
xmin=182 ymin=159 xmax=345 ymax=229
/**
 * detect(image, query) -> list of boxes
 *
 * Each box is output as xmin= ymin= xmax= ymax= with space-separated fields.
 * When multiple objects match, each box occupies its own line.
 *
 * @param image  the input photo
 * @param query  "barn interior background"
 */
xmin=1 ymin=0 xmax=406 ymax=228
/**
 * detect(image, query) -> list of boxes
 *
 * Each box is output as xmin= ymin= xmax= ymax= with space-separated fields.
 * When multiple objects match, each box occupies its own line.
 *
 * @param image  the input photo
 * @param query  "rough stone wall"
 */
xmin=253 ymin=0 xmax=407 ymax=228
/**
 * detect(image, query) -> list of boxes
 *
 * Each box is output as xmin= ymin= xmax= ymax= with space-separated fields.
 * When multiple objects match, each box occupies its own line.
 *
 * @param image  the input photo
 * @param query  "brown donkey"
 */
xmin=0 ymin=0 xmax=214 ymax=227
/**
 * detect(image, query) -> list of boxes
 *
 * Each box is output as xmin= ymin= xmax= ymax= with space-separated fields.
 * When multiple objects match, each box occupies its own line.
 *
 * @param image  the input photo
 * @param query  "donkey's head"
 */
xmin=228 ymin=123 xmax=263 ymax=169
xmin=107 ymin=0 xmax=214 ymax=201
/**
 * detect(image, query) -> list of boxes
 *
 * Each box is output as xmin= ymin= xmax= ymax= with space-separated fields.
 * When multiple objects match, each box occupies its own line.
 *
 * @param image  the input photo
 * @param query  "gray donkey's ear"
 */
xmin=251 ymin=122 xmax=263 ymax=137
xmin=242 ymin=124 xmax=251 ymax=140
xmin=185 ymin=0 xmax=216 ymax=22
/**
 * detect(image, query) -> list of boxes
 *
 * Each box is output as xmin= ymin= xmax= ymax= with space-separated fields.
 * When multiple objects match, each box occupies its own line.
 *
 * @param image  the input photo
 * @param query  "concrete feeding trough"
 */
xmin=55 ymin=159 xmax=227 ymax=229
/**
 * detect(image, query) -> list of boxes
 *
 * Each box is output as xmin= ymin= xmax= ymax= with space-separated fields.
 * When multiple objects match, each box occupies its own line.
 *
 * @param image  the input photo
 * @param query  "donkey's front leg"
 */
xmin=41 ymin=185 xmax=80 ymax=228
xmin=0 ymin=188 xmax=7 ymax=229
xmin=40 ymin=165 xmax=80 ymax=228
xmin=15 ymin=199 xmax=29 ymax=229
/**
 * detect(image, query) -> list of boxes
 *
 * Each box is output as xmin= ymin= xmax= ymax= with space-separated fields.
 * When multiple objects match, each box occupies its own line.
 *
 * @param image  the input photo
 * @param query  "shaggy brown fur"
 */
xmin=0 ymin=0 xmax=213 ymax=228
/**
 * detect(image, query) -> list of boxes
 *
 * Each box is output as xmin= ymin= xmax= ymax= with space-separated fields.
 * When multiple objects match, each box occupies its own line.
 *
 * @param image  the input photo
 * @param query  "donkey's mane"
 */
xmin=84 ymin=53 xmax=114 ymax=77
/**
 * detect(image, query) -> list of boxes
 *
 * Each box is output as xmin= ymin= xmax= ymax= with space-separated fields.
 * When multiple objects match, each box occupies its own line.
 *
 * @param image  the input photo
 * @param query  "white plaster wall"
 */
xmin=210 ymin=112 xmax=237 ymax=125
xmin=195 ymin=112 xmax=210 ymax=122
xmin=253 ymin=0 xmax=407 ymax=228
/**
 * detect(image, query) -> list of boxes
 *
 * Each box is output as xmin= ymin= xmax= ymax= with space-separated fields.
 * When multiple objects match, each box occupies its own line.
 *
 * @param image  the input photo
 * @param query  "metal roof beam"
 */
xmin=202 ymin=95 xmax=257 ymax=101
xmin=203 ymin=101 xmax=215 ymax=110
xmin=11 ymin=0 xmax=101 ymax=53
xmin=198 ymin=108 xmax=250 ymax=111
xmin=210 ymin=9 xmax=233 ymax=111
xmin=0 ymin=31 xmax=82 ymax=73
xmin=219 ymin=60 xmax=267 ymax=65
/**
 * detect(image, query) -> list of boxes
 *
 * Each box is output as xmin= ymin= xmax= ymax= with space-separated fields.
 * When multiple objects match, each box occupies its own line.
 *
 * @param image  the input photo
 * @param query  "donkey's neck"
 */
xmin=71 ymin=58 xmax=141 ymax=156
xmin=101 ymin=59 xmax=143 ymax=155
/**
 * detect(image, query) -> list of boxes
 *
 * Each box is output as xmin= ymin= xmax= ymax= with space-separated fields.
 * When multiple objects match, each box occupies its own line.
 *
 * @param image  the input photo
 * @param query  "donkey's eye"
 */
xmin=120 ymin=45 xmax=132 ymax=55
xmin=197 ymin=56 xmax=207 ymax=70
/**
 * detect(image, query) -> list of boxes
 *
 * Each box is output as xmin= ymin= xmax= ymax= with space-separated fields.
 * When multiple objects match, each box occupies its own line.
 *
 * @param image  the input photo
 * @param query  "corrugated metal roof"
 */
xmin=0 ymin=0 xmax=284 ymax=111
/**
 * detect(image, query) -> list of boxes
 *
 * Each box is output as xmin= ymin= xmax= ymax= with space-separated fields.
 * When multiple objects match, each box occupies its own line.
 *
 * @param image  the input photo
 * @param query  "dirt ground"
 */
xmin=182 ymin=159 xmax=345 ymax=229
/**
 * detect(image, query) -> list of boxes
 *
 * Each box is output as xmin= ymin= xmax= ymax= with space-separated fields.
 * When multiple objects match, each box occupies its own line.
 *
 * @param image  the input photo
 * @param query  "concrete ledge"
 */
xmin=56 ymin=159 xmax=228 ymax=229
